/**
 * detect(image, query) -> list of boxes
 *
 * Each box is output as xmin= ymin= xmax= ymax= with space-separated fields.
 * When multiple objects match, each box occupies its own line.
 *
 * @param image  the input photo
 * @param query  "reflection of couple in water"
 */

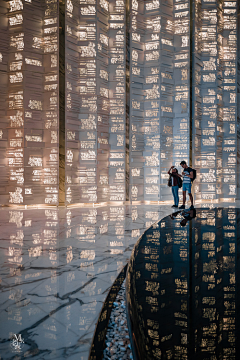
xmin=170 ymin=208 xmax=196 ymax=227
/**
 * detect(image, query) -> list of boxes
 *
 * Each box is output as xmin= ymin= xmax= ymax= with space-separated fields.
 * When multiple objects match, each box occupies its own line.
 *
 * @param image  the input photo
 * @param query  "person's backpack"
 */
xmin=191 ymin=168 xmax=196 ymax=182
xmin=168 ymin=175 xmax=172 ymax=187
xmin=177 ymin=176 xmax=182 ymax=188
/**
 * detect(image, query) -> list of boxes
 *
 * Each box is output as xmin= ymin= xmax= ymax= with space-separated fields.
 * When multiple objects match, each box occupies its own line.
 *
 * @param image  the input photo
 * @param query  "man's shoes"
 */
xmin=179 ymin=205 xmax=185 ymax=209
xmin=171 ymin=205 xmax=178 ymax=208
xmin=189 ymin=205 xmax=194 ymax=210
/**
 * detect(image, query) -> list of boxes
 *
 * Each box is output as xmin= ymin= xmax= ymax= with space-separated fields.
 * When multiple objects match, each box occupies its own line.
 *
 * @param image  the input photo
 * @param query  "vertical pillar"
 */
xmin=65 ymin=0 xmax=99 ymax=204
xmin=59 ymin=0 xmax=65 ymax=205
xmin=173 ymin=0 xmax=190 ymax=182
xmin=65 ymin=0 xmax=110 ymax=204
xmin=0 ymin=0 xmax=59 ymax=206
xmin=129 ymin=0 xmax=145 ymax=202
xmin=97 ymin=0 xmax=110 ymax=203
xmin=193 ymin=0 xmax=238 ymax=203
xmin=130 ymin=0 xmax=188 ymax=202
xmin=109 ymin=0 xmax=127 ymax=202
xmin=158 ymin=1 xmax=174 ymax=202
xmin=143 ymin=1 xmax=164 ymax=202
xmin=0 ymin=1 xmax=8 ymax=205
xmin=192 ymin=0 xmax=202 ymax=202
xmin=43 ymin=0 xmax=60 ymax=206
xmin=221 ymin=0 xmax=237 ymax=201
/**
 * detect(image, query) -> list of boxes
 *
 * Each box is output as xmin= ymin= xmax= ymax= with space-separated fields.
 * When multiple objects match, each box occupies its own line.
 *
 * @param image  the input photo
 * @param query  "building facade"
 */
xmin=0 ymin=0 xmax=239 ymax=206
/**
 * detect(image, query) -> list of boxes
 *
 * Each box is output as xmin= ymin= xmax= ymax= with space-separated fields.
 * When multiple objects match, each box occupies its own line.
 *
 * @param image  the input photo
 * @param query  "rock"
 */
xmin=103 ymin=279 xmax=132 ymax=360
xmin=110 ymin=347 xmax=116 ymax=355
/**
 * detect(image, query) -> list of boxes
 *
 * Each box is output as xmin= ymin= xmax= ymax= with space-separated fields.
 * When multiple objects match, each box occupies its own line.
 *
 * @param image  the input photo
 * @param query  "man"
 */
xmin=179 ymin=160 xmax=194 ymax=209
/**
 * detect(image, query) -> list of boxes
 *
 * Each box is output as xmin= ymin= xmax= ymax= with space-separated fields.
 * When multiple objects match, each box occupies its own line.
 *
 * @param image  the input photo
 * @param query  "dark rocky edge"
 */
xmin=103 ymin=279 xmax=133 ymax=360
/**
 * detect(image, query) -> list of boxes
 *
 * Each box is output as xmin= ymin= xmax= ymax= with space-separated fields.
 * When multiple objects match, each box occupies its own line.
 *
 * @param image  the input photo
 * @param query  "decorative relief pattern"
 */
xmin=0 ymin=0 xmax=59 ymax=205
xmin=193 ymin=0 xmax=237 ymax=202
xmin=129 ymin=0 xmax=190 ymax=202
xmin=0 ymin=0 xmax=239 ymax=205
xmin=65 ymin=0 xmax=128 ymax=204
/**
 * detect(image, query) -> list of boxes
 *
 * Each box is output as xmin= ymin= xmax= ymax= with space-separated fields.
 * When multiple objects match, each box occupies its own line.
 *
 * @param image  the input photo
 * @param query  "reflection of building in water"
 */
xmin=193 ymin=208 xmax=237 ymax=359
xmin=126 ymin=208 xmax=240 ymax=359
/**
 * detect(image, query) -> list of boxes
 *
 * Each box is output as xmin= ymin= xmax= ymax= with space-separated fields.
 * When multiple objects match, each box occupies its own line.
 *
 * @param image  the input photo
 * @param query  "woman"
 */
xmin=168 ymin=166 xmax=182 ymax=208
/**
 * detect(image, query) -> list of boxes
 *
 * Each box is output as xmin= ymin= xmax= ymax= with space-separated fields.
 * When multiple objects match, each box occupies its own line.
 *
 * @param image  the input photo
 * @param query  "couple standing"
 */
xmin=168 ymin=160 xmax=194 ymax=210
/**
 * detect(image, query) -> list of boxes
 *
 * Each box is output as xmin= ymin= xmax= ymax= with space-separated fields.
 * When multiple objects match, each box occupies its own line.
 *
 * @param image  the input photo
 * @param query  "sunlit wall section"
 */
xmin=129 ymin=0 xmax=145 ymax=202
xmin=5 ymin=1 xmax=26 ymax=206
xmin=1 ymin=0 xmax=59 ymax=206
xmin=193 ymin=0 xmax=238 ymax=202
xmin=144 ymin=0 xmax=174 ymax=201
xmin=192 ymin=0 xmax=202 ymax=202
xmin=0 ymin=1 xmax=59 ymax=206
xmin=221 ymin=1 xmax=237 ymax=201
xmin=173 ymin=0 xmax=190 ymax=171
xmin=143 ymin=2 xmax=162 ymax=202
xmin=130 ymin=0 xmax=181 ymax=202
xmin=43 ymin=0 xmax=59 ymax=205
xmin=108 ymin=0 xmax=127 ymax=202
xmin=97 ymin=0 xmax=111 ymax=203
xmin=158 ymin=0 xmax=175 ymax=202
xmin=0 ymin=2 xmax=8 ymax=204
xmin=193 ymin=1 xmax=221 ymax=202
xmin=65 ymin=0 xmax=110 ymax=204
xmin=6 ymin=0 xmax=30 ymax=205
xmin=65 ymin=0 xmax=81 ymax=204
